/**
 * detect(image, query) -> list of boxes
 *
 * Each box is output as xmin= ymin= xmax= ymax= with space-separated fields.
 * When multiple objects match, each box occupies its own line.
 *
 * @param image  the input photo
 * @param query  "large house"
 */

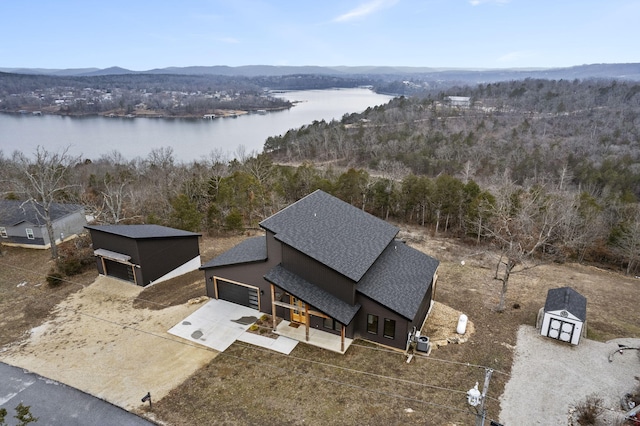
xmin=201 ymin=190 xmax=439 ymax=352
xmin=0 ymin=200 xmax=86 ymax=249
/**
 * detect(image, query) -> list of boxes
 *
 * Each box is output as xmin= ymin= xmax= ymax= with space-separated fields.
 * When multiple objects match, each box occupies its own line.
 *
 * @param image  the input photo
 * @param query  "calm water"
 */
xmin=0 ymin=88 xmax=393 ymax=163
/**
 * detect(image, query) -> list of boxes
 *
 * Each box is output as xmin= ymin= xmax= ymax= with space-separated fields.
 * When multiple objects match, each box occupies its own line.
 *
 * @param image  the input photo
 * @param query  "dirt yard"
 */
xmin=1 ymin=228 xmax=639 ymax=425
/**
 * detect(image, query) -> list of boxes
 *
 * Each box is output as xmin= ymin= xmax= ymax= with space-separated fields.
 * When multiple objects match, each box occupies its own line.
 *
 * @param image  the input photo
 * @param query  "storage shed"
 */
xmin=540 ymin=286 xmax=587 ymax=345
xmin=85 ymin=224 xmax=201 ymax=287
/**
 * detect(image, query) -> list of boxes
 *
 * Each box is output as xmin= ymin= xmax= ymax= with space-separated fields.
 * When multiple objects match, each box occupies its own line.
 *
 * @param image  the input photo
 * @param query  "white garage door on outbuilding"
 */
xmin=538 ymin=286 xmax=587 ymax=345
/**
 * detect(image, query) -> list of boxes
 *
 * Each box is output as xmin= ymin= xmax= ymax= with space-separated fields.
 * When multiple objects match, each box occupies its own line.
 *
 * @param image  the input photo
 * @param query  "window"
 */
xmin=383 ymin=318 xmax=396 ymax=339
xmin=0 ymin=227 xmax=7 ymax=238
xmin=324 ymin=318 xmax=341 ymax=331
xmin=367 ymin=314 xmax=378 ymax=334
xmin=25 ymin=228 xmax=34 ymax=240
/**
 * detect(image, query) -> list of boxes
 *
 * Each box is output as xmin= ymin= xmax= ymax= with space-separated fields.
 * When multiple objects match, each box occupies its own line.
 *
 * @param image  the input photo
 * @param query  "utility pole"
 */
xmin=467 ymin=368 xmax=493 ymax=426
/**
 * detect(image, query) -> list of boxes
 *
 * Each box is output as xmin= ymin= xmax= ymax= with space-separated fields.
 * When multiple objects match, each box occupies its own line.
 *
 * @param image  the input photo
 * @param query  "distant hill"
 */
xmin=1 ymin=63 xmax=639 ymax=82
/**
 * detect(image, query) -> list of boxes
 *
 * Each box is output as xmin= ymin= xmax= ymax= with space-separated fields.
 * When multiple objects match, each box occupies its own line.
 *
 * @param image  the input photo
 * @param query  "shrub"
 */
xmin=574 ymin=394 xmax=603 ymax=425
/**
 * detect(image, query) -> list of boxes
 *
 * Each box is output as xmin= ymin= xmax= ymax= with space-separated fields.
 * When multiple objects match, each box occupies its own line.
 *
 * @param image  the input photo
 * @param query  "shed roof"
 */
xmin=259 ymin=190 xmax=399 ymax=282
xmin=357 ymin=240 xmax=439 ymax=320
xmin=544 ymin=286 xmax=587 ymax=322
xmin=264 ymin=265 xmax=362 ymax=325
xmin=0 ymin=200 xmax=83 ymax=227
xmin=200 ymin=236 xmax=267 ymax=269
xmin=85 ymin=224 xmax=200 ymax=239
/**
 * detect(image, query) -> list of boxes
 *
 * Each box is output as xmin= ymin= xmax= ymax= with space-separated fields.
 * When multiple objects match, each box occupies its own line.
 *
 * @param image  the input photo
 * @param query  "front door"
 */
xmin=290 ymin=296 xmax=306 ymax=323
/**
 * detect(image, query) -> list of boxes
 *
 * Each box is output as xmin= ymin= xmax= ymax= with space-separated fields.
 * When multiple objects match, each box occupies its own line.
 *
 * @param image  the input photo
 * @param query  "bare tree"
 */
xmin=9 ymin=146 xmax=81 ymax=259
xmin=481 ymin=171 xmax=566 ymax=311
xmin=612 ymin=205 xmax=640 ymax=275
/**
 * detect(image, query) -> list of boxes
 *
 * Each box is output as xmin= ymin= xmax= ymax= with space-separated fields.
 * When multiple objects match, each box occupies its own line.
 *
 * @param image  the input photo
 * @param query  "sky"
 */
xmin=1 ymin=0 xmax=639 ymax=71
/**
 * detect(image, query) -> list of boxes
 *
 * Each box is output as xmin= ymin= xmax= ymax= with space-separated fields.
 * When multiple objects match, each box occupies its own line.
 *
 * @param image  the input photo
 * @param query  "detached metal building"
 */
xmin=85 ymin=224 xmax=201 ymax=287
xmin=540 ymin=286 xmax=587 ymax=345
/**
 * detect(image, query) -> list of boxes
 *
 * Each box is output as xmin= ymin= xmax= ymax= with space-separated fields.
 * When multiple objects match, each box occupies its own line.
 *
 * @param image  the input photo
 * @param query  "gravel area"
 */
xmin=0 ymin=276 xmax=217 ymax=411
xmin=499 ymin=325 xmax=640 ymax=425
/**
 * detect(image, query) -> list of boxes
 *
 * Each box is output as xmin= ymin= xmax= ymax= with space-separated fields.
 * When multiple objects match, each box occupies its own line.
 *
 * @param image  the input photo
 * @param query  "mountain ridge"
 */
xmin=2 ymin=63 xmax=640 ymax=82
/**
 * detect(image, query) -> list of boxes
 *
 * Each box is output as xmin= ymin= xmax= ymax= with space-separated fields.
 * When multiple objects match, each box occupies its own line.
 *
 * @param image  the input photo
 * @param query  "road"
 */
xmin=0 ymin=362 xmax=155 ymax=426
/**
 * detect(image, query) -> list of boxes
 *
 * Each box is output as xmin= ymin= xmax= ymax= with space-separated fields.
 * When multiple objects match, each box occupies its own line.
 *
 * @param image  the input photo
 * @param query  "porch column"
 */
xmin=305 ymin=303 xmax=310 ymax=342
xmin=270 ymin=284 xmax=277 ymax=331
xmin=341 ymin=325 xmax=345 ymax=352
xmin=99 ymin=256 xmax=106 ymax=276
xmin=131 ymin=265 xmax=138 ymax=286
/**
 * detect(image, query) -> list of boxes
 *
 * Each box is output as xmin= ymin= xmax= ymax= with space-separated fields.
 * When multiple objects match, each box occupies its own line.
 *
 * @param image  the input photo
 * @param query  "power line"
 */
xmin=0 ymin=259 xmax=501 ymax=413
xmin=1 ymin=286 xmax=474 ymax=418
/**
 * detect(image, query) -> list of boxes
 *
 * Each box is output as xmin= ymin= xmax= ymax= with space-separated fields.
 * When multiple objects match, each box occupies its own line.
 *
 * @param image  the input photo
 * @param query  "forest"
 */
xmin=0 ymin=72 xmax=374 ymax=116
xmin=3 ymin=77 xmax=640 ymax=289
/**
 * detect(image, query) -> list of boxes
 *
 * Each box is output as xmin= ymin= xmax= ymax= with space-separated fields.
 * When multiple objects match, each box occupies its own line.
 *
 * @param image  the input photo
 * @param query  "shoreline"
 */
xmin=0 ymin=105 xmax=293 ymax=120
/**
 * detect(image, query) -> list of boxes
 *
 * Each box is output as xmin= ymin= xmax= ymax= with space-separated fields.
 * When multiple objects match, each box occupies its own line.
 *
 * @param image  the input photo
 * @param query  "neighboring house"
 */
xmin=85 ymin=224 xmax=201 ymax=287
xmin=0 ymin=200 xmax=86 ymax=249
xmin=539 ymin=286 xmax=587 ymax=345
xmin=201 ymin=190 xmax=440 ymax=352
xmin=446 ymin=96 xmax=471 ymax=108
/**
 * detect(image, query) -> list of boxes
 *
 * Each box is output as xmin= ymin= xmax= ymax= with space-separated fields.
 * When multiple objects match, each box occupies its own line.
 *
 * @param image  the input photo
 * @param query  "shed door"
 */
xmin=217 ymin=279 xmax=259 ymax=310
xmin=104 ymin=259 xmax=135 ymax=283
xmin=548 ymin=318 xmax=575 ymax=343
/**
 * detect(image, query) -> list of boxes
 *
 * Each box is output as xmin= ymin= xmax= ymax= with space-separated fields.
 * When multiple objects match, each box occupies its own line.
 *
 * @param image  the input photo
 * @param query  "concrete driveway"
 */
xmin=0 ymin=362 xmax=153 ymax=426
xmin=168 ymin=299 xmax=298 ymax=354
xmin=499 ymin=326 xmax=640 ymax=424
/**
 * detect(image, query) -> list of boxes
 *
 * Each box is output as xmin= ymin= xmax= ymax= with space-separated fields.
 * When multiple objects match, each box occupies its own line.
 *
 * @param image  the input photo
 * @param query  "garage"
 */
xmin=216 ymin=278 xmax=259 ymax=310
xmin=104 ymin=259 xmax=136 ymax=283
xmin=539 ymin=286 xmax=587 ymax=345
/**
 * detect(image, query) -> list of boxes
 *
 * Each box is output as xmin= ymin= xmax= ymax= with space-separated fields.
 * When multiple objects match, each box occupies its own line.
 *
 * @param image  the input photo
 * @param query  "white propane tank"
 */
xmin=456 ymin=314 xmax=468 ymax=335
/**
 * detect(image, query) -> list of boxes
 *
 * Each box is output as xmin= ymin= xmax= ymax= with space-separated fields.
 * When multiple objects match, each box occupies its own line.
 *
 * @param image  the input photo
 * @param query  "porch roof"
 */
xmin=264 ymin=265 xmax=361 ymax=325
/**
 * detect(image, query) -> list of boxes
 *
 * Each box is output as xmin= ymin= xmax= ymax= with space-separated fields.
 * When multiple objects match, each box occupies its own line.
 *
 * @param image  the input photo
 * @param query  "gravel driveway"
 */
xmin=499 ymin=325 xmax=640 ymax=425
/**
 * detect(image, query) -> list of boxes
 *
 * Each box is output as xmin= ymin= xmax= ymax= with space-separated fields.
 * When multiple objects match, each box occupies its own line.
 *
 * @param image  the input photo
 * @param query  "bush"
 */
xmin=56 ymin=234 xmax=94 ymax=276
xmin=574 ymin=394 xmax=604 ymax=425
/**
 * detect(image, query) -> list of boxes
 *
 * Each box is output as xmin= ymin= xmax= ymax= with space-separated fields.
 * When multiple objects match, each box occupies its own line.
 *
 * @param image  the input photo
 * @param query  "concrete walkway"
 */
xmin=0 ymin=362 xmax=154 ymax=426
xmin=168 ymin=299 xmax=298 ymax=354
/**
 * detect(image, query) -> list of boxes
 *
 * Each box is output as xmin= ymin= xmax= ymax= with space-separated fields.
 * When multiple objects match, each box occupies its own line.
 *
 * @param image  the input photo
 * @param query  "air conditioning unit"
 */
xmin=416 ymin=336 xmax=430 ymax=353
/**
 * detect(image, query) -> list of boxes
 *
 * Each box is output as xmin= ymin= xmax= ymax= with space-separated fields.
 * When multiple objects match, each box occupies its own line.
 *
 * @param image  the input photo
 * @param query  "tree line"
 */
xmin=2 ymin=143 xmax=639 ymax=280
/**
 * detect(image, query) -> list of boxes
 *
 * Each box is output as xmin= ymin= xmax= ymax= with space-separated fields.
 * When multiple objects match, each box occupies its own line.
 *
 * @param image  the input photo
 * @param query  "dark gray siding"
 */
xmin=89 ymin=230 xmax=199 ymax=286
xmin=281 ymin=244 xmax=356 ymax=305
xmin=204 ymin=262 xmax=271 ymax=311
xmin=136 ymin=236 xmax=199 ymax=285
xmin=410 ymin=282 xmax=433 ymax=330
xmin=90 ymin=231 xmax=140 ymax=279
xmin=354 ymin=294 xmax=410 ymax=350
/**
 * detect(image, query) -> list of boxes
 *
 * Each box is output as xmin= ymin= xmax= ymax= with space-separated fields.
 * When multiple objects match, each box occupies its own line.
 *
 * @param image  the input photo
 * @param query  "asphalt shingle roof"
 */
xmin=544 ymin=286 xmax=587 ymax=321
xmin=85 ymin=224 xmax=200 ymax=239
xmin=357 ymin=240 xmax=440 ymax=320
xmin=0 ymin=200 xmax=83 ymax=227
xmin=264 ymin=265 xmax=362 ymax=325
xmin=200 ymin=236 xmax=267 ymax=269
xmin=260 ymin=190 xmax=399 ymax=282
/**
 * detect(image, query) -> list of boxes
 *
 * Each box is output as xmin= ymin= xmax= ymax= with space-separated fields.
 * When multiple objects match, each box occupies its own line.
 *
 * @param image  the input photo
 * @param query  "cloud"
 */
xmin=497 ymin=51 xmax=535 ymax=63
xmin=333 ymin=0 xmax=398 ymax=23
xmin=469 ymin=0 xmax=510 ymax=5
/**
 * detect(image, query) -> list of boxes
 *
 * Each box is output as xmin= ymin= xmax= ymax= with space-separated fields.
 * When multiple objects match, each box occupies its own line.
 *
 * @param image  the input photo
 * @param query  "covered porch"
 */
xmin=274 ymin=320 xmax=354 ymax=354
xmin=265 ymin=265 xmax=361 ymax=354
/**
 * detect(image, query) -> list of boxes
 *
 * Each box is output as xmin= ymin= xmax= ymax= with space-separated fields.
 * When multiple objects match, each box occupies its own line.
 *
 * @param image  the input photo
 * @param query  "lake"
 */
xmin=0 ymin=88 xmax=394 ymax=163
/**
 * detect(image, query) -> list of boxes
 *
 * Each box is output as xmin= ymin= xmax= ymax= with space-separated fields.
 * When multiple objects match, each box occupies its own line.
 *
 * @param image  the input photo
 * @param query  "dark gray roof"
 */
xmin=85 ymin=224 xmax=200 ymax=239
xmin=357 ymin=240 xmax=439 ymax=320
xmin=0 ymin=200 xmax=83 ymax=227
xmin=200 ymin=236 xmax=267 ymax=269
xmin=260 ymin=190 xmax=399 ymax=282
xmin=265 ymin=265 xmax=361 ymax=325
xmin=544 ymin=286 xmax=587 ymax=321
